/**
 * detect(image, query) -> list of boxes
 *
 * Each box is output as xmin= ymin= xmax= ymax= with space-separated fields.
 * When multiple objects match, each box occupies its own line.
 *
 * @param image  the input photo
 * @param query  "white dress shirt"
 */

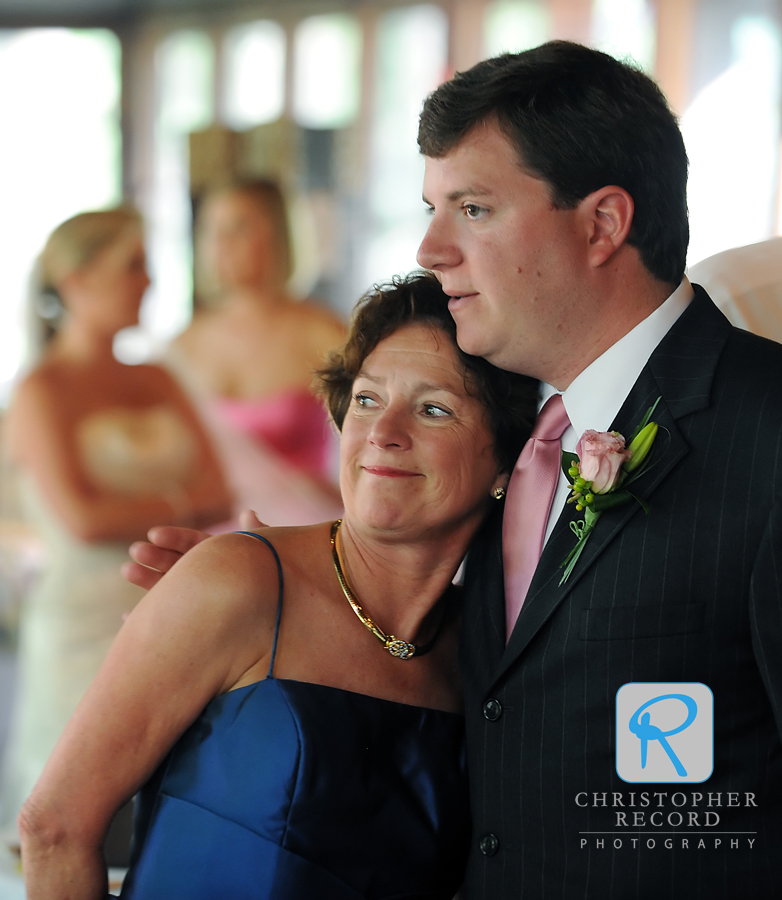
xmin=539 ymin=277 xmax=694 ymax=546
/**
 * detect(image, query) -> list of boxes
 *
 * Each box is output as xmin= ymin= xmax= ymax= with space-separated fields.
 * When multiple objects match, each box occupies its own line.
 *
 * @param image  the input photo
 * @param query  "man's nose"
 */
xmin=416 ymin=215 xmax=461 ymax=271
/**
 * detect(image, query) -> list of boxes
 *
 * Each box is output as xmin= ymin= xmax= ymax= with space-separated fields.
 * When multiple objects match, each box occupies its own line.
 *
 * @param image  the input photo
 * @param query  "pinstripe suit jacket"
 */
xmin=460 ymin=287 xmax=782 ymax=899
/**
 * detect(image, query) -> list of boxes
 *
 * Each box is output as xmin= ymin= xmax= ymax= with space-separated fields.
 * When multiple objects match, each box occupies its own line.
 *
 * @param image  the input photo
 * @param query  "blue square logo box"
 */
xmin=616 ymin=682 xmax=713 ymax=783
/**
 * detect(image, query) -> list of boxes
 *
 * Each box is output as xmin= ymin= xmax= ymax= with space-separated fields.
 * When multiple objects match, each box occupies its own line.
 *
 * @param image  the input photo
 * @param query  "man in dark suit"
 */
xmin=415 ymin=41 xmax=782 ymax=898
xmin=128 ymin=41 xmax=782 ymax=899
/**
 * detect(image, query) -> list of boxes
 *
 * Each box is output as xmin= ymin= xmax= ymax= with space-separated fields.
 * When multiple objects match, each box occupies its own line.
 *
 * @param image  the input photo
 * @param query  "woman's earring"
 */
xmin=492 ymin=486 xmax=506 ymax=500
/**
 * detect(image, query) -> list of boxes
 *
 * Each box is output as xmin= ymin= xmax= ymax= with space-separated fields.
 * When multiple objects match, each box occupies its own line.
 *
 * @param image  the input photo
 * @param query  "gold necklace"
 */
xmin=330 ymin=519 xmax=449 ymax=660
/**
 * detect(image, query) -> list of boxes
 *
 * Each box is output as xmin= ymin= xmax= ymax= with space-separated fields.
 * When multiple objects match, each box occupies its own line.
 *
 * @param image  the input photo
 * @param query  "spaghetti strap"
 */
xmin=234 ymin=531 xmax=284 ymax=678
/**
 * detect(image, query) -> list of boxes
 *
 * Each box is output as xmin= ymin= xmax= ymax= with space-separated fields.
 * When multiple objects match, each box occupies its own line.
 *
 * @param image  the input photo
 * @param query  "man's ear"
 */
xmin=580 ymin=186 xmax=634 ymax=268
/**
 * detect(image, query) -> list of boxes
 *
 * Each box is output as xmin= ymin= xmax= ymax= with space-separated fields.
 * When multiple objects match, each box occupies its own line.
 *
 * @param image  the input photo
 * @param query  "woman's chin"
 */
xmin=348 ymin=498 xmax=418 ymax=534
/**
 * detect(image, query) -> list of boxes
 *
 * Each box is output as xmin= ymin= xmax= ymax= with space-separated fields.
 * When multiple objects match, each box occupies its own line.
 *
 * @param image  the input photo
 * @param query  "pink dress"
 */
xmin=204 ymin=389 xmax=342 ymax=530
xmin=215 ymin=390 xmax=332 ymax=479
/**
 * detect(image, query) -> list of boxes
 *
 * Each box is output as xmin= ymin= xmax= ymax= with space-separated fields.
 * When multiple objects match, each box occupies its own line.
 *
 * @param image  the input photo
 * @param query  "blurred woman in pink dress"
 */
xmin=169 ymin=181 xmax=346 ymax=525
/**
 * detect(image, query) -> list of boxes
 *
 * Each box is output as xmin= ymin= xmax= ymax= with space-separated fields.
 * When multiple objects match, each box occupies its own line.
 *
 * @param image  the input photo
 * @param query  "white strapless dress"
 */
xmin=1 ymin=406 xmax=197 ymax=826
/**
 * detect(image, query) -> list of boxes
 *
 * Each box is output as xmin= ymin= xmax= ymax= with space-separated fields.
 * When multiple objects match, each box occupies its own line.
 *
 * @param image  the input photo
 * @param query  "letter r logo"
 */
xmin=616 ymin=683 xmax=713 ymax=783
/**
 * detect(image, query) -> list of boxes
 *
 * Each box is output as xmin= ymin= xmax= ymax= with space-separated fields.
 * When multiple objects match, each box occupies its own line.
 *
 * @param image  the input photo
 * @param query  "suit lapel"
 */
xmin=489 ymin=287 xmax=732 ymax=687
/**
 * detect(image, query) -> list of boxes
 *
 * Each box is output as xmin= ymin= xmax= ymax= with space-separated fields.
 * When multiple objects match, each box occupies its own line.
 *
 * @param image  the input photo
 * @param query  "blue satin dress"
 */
xmin=119 ymin=533 xmax=470 ymax=899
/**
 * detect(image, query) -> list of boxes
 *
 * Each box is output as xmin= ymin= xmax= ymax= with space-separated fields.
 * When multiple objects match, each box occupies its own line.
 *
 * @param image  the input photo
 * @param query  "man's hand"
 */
xmin=237 ymin=509 xmax=265 ymax=531
xmin=121 ymin=511 xmax=265 ymax=590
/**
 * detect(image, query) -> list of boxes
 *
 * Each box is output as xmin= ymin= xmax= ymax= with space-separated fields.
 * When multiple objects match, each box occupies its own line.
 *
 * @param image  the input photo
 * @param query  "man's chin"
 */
xmin=454 ymin=329 xmax=502 ymax=366
xmin=453 ymin=324 xmax=488 ymax=358
xmin=455 ymin=332 xmax=534 ymax=377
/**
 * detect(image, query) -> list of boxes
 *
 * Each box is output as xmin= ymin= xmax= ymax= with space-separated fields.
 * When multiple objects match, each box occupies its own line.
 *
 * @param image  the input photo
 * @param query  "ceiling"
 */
xmin=0 ymin=0 xmax=359 ymax=28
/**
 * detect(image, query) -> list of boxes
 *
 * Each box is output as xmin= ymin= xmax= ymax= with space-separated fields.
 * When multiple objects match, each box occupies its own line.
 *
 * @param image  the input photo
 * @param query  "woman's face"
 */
xmin=66 ymin=230 xmax=150 ymax=335
xmin=340 ymin=323 xmax=506 ymax=540
xmin=199 ymin=191 xmax=280 ymax=290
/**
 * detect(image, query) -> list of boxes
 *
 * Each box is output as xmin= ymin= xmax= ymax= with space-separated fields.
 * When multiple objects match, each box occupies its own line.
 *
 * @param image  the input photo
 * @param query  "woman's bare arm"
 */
xmin=19 ymin=531 xmax=281 ymax=899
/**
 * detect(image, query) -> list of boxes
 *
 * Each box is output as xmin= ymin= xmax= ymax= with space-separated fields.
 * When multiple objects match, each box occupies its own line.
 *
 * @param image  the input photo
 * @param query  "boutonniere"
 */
xmin=559 ymin=398 xmax=662 ymax=585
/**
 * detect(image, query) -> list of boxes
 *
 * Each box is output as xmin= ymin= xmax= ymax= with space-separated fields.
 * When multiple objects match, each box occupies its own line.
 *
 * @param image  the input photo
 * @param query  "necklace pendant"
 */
xmin=386 ymin=638 xmax=416 ymax=660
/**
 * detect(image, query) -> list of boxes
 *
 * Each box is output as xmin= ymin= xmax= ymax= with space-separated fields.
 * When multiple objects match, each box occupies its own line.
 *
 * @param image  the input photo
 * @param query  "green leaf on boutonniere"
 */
xmin=590 ymin=489 xmax=633 ymax=512
xmin=590 ymin=488 xmax=649 ymax=514
xmin=626 ymin=396 xmax=661 ymax=445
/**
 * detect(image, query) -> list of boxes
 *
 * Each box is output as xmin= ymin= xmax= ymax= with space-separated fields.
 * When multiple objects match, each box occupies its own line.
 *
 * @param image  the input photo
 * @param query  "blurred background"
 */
xmin=0 ymin=0 xmax=778 ymax=888
xmin=0 ymin=0 xmax=779 ymax=402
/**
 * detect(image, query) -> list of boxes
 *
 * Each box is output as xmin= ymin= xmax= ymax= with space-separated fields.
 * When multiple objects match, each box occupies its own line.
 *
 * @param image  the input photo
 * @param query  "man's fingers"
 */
xmin=238 ymin=509 xmax=267 ymax=530
xmin=128 ymin=541 xmax=186 ymax=573
xmin=121 ymin=561 xmax=164 ymax=591
xmin=121 ymin=526 xmax=210 ymax=591
xmin=145 ymin=525 xmax=211 ymax=554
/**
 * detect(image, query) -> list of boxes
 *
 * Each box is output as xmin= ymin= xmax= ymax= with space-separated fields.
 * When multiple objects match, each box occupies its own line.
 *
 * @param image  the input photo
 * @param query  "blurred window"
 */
xmin=293 ymin=13 xmax=362 ymax=129
xmin=139 ymin=29 xmax=214 ymax=362
xmin=683 ymin=16 xmax=782 ymax=265
xmin=591 ymin=0 xmax=656 ymax=71
xmin=363 ymin=4 xmax=448 ymax=292
xmin=0 ymin=28 xmax=121 ymax=400
xmin=222 ymin=20 xmax=286 ymax=130
xmin=484 ymin=1 xmax=550 ymax=56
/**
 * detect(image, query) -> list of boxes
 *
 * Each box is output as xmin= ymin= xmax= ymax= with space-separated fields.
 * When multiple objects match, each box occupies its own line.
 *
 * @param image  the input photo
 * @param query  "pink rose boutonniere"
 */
xmin=559 ymin=398 xmax=662 ymax=585
xmin=576 ymin=430 xmax=632 ymax=493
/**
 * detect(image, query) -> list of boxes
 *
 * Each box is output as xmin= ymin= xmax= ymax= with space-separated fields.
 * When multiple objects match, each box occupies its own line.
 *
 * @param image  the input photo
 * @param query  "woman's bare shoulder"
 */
xmin=294 ymin=298 xmax=345 ymax=330
xmin=140 ymin=525 xmax=328 ymax=690
xmin=13 ymin=359 xmax=67 ymax=400
xmin=6 ymin=363 xmax=71 ymax=438
xmin=119 ymin=530 xmax=292 ymax=694
xmin=162 ymin=525 xmax=327 ymax=616
xmin=165 ymin=530 xmax=284 ymax=605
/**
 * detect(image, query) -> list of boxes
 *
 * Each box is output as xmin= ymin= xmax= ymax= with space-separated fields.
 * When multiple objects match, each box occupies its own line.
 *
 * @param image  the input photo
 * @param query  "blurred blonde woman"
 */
xmin=1 ymin=208 xmax=232 ymax=825
xmin=170 ymin=180 xmax=346 ymax=518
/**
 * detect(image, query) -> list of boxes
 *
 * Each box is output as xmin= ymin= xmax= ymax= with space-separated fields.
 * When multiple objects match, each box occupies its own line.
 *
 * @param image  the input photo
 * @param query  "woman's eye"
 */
xmin=354 ymin=393 xmax=379 ymax=409
xmin=423 ymin=404 xmax=450 ymax=418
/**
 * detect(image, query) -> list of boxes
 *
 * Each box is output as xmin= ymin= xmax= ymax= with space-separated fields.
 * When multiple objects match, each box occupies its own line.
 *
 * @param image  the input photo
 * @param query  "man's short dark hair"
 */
xmin=418 ymin=41 xmax=688 ymax=286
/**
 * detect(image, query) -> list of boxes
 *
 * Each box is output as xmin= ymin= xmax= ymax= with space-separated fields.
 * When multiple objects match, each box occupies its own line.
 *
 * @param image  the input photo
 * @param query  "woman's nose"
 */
xmin=368 ymin=407 xmax=412 ymax=450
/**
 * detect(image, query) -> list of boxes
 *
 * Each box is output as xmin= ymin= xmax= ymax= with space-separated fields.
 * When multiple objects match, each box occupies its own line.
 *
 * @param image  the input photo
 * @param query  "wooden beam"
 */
xmin=548 ymin=0 xmax=592 ymax=44
xmin=654 ymin=0 xmax=697 ymax=117
xmin=448 ymin=0 xmax=490 ymax=75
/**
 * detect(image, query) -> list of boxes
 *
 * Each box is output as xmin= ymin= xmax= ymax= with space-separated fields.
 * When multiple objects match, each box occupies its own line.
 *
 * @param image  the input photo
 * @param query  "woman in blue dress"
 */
xmin=18 ymin=272 xmax=536 ymax=900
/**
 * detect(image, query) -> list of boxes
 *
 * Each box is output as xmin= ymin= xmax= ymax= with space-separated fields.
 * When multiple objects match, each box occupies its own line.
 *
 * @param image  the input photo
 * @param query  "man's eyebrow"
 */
xmin=422 ymin=187 xmax=494 ymax=205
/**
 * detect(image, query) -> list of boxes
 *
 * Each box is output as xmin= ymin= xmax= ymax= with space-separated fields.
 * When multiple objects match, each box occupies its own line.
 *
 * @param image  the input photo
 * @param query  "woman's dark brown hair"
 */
xmin=319 ymin=271 xmax=538 ymax=474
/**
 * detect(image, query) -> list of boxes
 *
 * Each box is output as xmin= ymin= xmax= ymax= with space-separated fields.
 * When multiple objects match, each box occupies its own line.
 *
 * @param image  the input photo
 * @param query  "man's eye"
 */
xmin=463 ymin=204 xmax=485 ymax=219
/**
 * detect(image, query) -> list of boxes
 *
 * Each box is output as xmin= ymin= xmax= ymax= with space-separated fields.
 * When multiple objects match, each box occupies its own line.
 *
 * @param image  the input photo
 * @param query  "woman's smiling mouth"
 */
xmin=362 ymin=466 xmax=422 ymax=478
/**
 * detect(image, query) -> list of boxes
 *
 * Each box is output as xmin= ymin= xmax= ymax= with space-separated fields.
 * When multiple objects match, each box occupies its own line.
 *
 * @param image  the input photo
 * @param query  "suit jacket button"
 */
xmin=483 ymin=698 xmax=503 ymax=721
xmin=479 ymin=833 xmax=499 ymax=856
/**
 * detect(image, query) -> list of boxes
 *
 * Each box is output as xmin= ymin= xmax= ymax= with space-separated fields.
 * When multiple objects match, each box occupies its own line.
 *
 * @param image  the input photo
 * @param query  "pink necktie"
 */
xmin=503 ymin=393 xmax=570 ymax=638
